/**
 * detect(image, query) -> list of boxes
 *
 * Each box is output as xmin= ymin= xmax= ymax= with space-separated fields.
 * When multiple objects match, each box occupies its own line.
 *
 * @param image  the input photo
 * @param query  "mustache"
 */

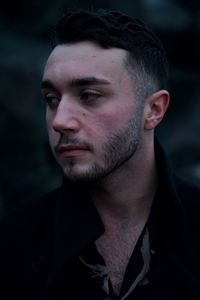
xmin=54 ymin=135 xmax=94 ymax=153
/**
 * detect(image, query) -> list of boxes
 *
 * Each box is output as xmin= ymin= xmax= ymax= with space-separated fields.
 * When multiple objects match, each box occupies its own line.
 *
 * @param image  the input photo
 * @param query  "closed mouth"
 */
xmin=57 ymin=144 xmax=89 ymax=153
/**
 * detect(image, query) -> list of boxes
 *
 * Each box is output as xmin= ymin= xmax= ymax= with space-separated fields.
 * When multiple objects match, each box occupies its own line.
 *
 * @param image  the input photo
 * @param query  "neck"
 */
xmin=89 ymin=138 xmax=157 ymax=226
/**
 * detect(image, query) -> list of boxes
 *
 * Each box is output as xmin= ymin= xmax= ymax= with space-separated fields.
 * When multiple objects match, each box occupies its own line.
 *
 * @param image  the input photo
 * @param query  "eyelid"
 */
xmin=42 ymin=92 xmax=60 ymax=110
xmin=42 ymin=94 xmax=57 ymax=102
xmin=42 ymin=90 xmax=58 ymax=97
xmin=81 ymin=88 xmax=102 ymax=94
xmin=43 ymin=91 xmax=60 ymax=100
xmin=80 ymin=90 xmax=102 ymax=101
xmin=41 ymin=87 xmax=60 ymax=97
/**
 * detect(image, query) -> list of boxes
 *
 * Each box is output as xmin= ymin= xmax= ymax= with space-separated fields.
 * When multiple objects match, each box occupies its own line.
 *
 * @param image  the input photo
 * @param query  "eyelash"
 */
xmin=43 ymin=96 xmax=60 ymax=109
xmin=80 ymin=91 xmax=101 ymax=103
xmin=42 ymin=91 xmax=102 ymax=109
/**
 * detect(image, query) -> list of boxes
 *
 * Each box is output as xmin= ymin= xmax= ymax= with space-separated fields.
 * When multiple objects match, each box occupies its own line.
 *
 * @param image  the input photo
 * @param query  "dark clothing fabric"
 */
xmin=0 ymin=141 xmax=200 ymax=299
xmin=79 ymin=226 xmax=151 ymax=299
xmin=78 ymin=184 xmax=166 ymax=299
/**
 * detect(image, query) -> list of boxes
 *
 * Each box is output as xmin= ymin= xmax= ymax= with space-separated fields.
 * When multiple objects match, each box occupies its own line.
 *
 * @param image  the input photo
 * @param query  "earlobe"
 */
xmin=144 ymin=90 xmax=170 ymax=130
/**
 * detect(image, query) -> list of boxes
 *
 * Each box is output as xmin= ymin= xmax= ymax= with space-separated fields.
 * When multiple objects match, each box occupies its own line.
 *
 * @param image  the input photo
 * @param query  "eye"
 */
xmin=43 ymin=96 xmax=60 ymax=109
xmin=80 ymin=91 xmax=101 ymax=103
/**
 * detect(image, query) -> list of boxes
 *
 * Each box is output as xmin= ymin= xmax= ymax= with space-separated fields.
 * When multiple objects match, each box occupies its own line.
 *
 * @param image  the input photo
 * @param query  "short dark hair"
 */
xmin=52 ymin=9 xmax=169 ymax=101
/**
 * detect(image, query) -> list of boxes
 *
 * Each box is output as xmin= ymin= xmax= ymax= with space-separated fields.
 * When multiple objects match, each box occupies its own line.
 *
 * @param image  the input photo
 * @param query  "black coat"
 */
xmin=0 ymin=143 xmax=200 ymax=299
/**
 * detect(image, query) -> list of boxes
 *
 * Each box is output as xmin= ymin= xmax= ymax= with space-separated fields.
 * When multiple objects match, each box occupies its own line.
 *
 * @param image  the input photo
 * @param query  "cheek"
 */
xmin=46 ymin=112 xmax=52 ymax=132
xmin=94 ymin=107 xmax=132 ymax=131
xmin=46 ymin=112 xmax=56 ymax=133
xmin=48 ymin=130 xmax=59 ymax=150
xmin=88 ymin=111 xmax=127 ymax=141
xmin=46 ymin=118 xmax=59 ymax=147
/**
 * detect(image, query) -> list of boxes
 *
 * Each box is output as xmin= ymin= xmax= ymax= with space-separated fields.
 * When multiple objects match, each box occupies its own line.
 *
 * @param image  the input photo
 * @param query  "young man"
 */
xmin=0 ymin=9 xmax=200 ymax=300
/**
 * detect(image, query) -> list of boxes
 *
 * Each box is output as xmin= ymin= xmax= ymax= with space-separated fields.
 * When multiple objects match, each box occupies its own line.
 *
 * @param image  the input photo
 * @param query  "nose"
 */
xmin=52 ymin=99 xmax=81 ymax=134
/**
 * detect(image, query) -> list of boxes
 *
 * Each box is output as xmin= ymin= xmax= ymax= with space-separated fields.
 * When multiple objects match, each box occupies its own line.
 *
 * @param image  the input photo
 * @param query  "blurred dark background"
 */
xmin=0 ymin=0 xmax=200 ymax=218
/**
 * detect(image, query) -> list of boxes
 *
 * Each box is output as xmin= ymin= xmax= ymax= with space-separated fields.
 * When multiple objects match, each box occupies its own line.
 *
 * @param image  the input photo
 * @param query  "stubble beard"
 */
xmin=60 ymin=114 xmax=142 ymax=185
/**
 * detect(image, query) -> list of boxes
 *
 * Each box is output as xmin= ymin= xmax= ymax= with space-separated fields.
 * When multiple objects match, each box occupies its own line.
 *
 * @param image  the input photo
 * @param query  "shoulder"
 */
xmin=0 ymin=187 xmax=66 ymax=297
xmin=174 ymin=176 xmax=200 ymax=209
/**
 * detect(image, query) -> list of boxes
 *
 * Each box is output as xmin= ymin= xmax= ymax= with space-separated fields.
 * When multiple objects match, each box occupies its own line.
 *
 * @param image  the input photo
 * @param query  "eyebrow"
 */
xmin=41 ymin=77 xmax=110 ymax=90
xmin=41 ymin=80 xmax=57 ymax=91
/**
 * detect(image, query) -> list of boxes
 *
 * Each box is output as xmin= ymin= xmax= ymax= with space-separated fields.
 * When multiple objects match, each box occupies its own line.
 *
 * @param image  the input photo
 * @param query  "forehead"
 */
xmin=43 ymin=41 xmax=130 ymax=83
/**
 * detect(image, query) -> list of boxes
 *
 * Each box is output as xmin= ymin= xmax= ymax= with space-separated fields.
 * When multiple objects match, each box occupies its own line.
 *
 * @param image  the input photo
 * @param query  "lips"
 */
xmin=56 ymin=144 xmax=89 ymax=158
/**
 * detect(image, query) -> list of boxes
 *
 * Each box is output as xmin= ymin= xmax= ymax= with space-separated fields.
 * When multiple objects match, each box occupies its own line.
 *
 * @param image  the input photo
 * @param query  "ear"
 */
xmin=144 ymin=90 xmax=170 ymax=130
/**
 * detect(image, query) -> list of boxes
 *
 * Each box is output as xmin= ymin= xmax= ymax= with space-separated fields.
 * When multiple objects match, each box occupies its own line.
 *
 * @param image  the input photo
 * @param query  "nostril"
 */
xmin=53 ymin=117 xmax=81 ymax=133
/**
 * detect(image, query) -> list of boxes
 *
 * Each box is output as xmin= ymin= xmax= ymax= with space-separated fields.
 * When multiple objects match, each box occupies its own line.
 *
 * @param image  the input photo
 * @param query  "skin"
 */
xmin=42 ymin=42 xmax=143 ymax=182
xmin=42 ymin=41 xmax=170 ymax=294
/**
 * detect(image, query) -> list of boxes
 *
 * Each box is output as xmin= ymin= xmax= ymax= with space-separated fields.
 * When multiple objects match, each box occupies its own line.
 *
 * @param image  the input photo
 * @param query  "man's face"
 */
xmin=42 ymin=41 xmax=144 ymax=183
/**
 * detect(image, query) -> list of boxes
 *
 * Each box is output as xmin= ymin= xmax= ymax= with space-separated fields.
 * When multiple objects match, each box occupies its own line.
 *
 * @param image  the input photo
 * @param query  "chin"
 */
xmin=62 ymin=164 xmax=106 ymax=184
xmin=62 ymin=166 xmax=92 ymax=183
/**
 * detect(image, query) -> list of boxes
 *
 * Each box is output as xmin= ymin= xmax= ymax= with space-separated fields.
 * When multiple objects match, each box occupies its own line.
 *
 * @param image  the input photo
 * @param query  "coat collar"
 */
xmin=154 ymin=137 xmax=185 ymax=235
